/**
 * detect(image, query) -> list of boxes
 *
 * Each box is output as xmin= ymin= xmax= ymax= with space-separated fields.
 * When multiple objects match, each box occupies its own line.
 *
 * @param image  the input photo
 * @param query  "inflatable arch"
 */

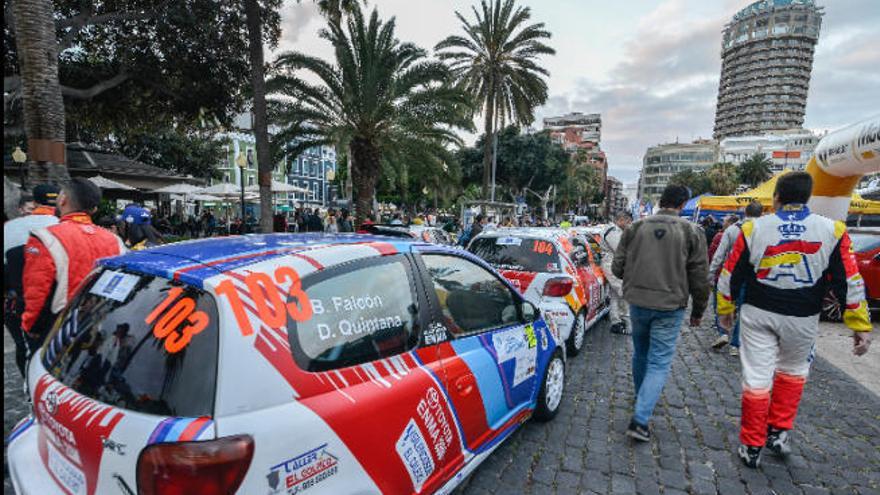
xmin=807 ymin=115 xmax=880 ymax=221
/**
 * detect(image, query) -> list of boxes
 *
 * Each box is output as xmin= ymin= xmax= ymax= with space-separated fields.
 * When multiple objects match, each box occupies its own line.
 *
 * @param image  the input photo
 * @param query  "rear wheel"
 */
xmin=566 ymin=311 xmax=586 ymax=356
xmin=534 ymin=350 xmax=565 ymax=421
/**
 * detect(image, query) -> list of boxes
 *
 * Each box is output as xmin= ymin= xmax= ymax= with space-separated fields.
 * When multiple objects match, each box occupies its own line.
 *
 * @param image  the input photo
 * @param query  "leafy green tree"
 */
xmin=559 ymin=149 xmax=601 ymax=213
xmin=436 ymin=0 xmax=555 ymax=199
xmin=5 ymin=0 xmax=282 ymax=144
xmin=457 ymin=126 xmax=568 ymax=204
xmin=738 ymin=153 xmax=773 ymax=187
xmin=706 ymin=162 xmax=739 ymax=196
xmin=268 ymin=6 xmax=472 ymax=226
xmin=115 ymin=130 xmax=226 ymax=180
xmin=669 ymin=169 xmax=711 ymax=196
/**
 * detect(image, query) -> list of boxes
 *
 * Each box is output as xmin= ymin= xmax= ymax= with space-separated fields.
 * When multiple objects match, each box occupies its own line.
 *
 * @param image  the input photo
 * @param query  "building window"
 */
xmin=248 ymin=176 xmax=255 ymax=187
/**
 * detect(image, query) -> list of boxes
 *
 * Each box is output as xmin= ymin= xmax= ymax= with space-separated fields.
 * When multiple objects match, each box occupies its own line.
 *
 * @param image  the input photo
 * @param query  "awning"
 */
xmin=89 ymin=175 xmax=138 ymax=191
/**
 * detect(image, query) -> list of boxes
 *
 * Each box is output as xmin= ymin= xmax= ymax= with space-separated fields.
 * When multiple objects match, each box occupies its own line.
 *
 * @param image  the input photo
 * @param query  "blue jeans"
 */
xmin=712 ymin=285 xmax=743 ymax=348
xmin=630 ymin=304 xmax=686 ymax=426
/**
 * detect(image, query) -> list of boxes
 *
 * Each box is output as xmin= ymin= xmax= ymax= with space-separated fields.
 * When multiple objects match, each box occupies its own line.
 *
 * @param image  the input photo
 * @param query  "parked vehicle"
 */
xmin=358 ymin=224 xmax=455 ymax=246
xmin=821 ymin=230 xmax=880 ymax=321
xmin=7 ymin=234 xmax=566 ymax=495
xmin=468 ymin=229 xmax=609 ymax=356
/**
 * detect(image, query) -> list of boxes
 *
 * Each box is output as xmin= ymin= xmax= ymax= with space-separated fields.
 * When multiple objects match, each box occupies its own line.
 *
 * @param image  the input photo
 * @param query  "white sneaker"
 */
xmin=729 ymin=346 xmax=739 ymax=357
xmin=711 ymin=334 xmax=729 ymax=350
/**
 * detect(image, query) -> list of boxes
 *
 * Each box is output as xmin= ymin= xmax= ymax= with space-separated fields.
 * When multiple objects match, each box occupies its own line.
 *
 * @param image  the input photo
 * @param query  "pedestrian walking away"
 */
xmin=716 ymin=171 xmax=872 ymax=469
xmin=599 ymin=211 xmax=633 ymax=335
xmin=708 ymin=201 xmax=763 ymax=356
xmin=3 ymin=185 xmax=59 ymax=378
xmin=612 ymin=184 xmax=709 ymax=442
xmin=21 ymin=178 xmax=127 ymax=351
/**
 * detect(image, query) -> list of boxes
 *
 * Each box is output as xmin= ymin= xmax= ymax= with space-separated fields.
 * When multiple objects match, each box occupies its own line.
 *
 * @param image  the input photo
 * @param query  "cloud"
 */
xmin=277 ymin=3 xmax=321 ymax=50
xmin=537 ymin=0 xmax=880 ymax=186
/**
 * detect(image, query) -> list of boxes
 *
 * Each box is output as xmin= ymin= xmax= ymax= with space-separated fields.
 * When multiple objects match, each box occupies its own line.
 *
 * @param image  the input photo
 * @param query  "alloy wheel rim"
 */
xmin=546 ymin=358 xmax=564 ymax=411
xmin=573 ymin=314 xmax=585 ymax=350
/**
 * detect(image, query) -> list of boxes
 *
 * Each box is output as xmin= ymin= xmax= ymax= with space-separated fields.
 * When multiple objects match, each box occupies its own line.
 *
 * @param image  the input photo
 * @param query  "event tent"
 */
xmin=696 ymin=169 xmax=880 ymax=216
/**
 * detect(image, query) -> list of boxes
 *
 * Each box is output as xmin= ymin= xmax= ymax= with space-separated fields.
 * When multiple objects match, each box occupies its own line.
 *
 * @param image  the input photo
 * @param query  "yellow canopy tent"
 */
xmin=696 ymin=169 xmax=880 ymax=215
xmin=850 ymin=194 xmax=880 ymax=215
xmin=697 ymin=170 xmax=792 ymax=212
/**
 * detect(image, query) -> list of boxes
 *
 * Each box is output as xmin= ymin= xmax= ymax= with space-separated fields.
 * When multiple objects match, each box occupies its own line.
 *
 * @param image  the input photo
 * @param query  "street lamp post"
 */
xmin=237 ymin=151 xmax=247 ymax=232
xmin=12 ymin=146 xmax=27 ymax=189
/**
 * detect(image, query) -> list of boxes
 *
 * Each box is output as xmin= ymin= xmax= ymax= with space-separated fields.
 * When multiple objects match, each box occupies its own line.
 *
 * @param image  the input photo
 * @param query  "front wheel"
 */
xmin=566 ymin=311 xmax=586 ymax=356
xmin=534 ymin=351 xmax=565 ymax=421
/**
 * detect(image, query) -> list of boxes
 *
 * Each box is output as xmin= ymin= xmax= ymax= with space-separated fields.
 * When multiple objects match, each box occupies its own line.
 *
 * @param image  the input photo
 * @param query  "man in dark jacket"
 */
xmin=613 ymin=184 xmax=709 ymax=442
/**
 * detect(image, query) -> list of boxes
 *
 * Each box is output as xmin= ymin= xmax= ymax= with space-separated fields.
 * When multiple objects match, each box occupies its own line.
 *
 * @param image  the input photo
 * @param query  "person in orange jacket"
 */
xmin=22 ymin=178 xmax=126 ymax=349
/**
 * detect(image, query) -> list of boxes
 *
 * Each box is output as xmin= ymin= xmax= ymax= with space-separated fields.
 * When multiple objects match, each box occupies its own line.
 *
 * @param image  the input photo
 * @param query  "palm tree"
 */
xmin=436 ymin=0 xmax=554 ymax=199
xmin=268 ymin=6 xmax=471 ymax=227
xmin=243 ymin=0 xmax=274 ymax=232
xmin=11 ymin=0 xmax=69 ymax=186
xmin=738 ymin=153 xmax=773 ymax=187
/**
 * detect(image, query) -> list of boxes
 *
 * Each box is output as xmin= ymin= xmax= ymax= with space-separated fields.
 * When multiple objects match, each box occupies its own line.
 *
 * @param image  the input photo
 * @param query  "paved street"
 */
xmin=4 ymin=316 xmax=879 ymax=495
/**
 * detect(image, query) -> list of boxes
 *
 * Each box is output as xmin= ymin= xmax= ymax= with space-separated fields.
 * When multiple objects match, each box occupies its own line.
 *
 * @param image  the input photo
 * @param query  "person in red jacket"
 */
xmin=22 ymin=178 xmax=126 ymax=348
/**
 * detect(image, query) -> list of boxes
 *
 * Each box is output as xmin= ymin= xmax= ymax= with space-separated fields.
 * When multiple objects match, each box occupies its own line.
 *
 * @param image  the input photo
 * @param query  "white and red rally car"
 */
xmin=7 ymin=234 xmax=566 ymax=495
xmin=467 ymin=228 xmax=609 ymax=356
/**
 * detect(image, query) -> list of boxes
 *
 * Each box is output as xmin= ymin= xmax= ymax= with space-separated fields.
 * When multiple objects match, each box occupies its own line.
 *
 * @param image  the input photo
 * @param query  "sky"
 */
xmin=274 ymin=0 xmax=880 ymax=185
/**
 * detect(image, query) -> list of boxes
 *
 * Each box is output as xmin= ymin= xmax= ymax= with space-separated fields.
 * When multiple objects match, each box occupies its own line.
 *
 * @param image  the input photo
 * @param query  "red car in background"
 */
xmin=822 ymin=230 xmax=880 ymax=322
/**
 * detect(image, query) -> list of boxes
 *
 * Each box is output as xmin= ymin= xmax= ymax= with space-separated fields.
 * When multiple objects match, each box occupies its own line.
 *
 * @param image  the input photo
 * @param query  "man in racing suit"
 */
xmin=717 ymin=172 xmax=871 ymax=469
xmin=600 ymin=212 xmax=633 ymax=334
xmin=22 ymin=178 xmax=126 ymax=348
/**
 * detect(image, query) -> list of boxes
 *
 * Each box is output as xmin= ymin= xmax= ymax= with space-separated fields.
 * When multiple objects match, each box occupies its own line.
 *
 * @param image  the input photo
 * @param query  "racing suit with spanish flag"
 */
xmin=716 ymin=205 xmax=871 ymax=447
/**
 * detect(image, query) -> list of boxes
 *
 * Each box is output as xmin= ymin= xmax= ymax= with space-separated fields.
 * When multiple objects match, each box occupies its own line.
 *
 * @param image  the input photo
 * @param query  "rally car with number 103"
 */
xmin=6 ymin=234 xmax=567 ymax=495
xmin=467 ymin=229 xmax=610 ymax=356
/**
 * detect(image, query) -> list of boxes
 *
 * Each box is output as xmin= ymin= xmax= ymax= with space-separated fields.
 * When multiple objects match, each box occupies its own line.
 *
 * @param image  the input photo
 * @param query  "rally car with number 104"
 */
xmin=467 ymin=228 xmax=610 ymax=356
xmin=7 ymin=234 xmax=567 ymax=495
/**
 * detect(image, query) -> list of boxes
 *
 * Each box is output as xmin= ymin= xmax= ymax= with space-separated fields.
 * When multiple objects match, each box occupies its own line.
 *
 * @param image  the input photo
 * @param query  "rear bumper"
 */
xmin=537 ymin=300 xmax=575 ymax=341
xmin=7 ymin=421 xmax=67 ymax=495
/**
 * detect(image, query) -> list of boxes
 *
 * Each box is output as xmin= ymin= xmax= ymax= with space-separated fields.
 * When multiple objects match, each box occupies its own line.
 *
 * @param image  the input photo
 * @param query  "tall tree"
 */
xmin=436 ymin=0 xmax=554 ymax=199
xmin=10 ymin=0 xmax=68 ymax=186
xmin=244 ymin=0 xmax=276 ymax=232
xmin=5 ymin=0 xmax=282 ymax=179
xmin=268 ymin=6 xmax=471 ymax=227
xmin=706 ymin=162 xmax=739 ymax=196
xmin=738 ymin=153 xmax=773 ymax=187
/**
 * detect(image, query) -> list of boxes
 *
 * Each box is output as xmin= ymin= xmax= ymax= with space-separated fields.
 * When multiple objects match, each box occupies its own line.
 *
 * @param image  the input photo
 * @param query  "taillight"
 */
xmin=543 ymin=277 xmax=573 ymax=297
xmin=137 ymin=435 xmax=254 ymax=495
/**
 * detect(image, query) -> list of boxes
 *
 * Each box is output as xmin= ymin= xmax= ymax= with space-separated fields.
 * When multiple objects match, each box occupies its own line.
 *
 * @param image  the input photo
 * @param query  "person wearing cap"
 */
xmin=122 ymin=206 xmax=164 ymax=250
xmin=22 ymin=178 xmax=126 ymax=348
xmin=4 ymin=185 xmax=60 ymax=377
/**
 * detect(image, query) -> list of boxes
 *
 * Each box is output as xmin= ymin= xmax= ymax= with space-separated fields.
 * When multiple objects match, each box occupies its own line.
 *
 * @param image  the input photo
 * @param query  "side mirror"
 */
xmin=521 ymin=301 xmax=539 ymax=322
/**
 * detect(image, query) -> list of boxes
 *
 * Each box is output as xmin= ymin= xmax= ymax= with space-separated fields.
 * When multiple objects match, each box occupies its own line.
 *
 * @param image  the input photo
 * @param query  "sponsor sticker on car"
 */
xmin=266 ymin=444 xmax=339 ymax=494
xmin=396 ymin=418 xmax=435 ymax=492
xmin=89 ymin=270 xmax=139 ymax=302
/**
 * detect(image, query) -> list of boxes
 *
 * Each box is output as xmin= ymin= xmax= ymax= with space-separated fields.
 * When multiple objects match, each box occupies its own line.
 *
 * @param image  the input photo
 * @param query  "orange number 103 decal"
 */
xmin=214 ymin=266 xmax=313 ymax=337
xmin=145 ymin=287 xmax=210 ymax=353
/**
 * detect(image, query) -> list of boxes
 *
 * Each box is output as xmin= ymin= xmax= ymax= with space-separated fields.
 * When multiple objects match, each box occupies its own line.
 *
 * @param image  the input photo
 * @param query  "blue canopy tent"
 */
xmin=681 ymin=194 xmax=709 ymax=218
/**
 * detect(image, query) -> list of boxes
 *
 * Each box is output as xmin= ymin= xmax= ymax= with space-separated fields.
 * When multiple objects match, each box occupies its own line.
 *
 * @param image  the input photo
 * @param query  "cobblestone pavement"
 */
xmin=455 ymin=318 xmax=880 ymax=495
xmin=4 ymin=317 xmax=879 ymax=495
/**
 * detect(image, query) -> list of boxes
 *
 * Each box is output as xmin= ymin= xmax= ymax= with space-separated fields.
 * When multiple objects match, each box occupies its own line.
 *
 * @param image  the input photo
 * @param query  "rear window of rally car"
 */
xmin=41 ymin=268 xmax=218 ymax=417
xmin=468 ymin=236 xmax=561 ymax=273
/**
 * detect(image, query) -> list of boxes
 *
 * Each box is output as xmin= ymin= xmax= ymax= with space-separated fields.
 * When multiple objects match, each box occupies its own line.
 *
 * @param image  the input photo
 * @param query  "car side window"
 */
xmin=421 ymin=254 xmax=520 ymax=337
xmin=289 ymin=256 xmax=420 ymax=372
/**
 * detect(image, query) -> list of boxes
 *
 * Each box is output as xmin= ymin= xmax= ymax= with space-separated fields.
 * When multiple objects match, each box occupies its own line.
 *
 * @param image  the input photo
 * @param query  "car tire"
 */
xmin=534 ymin=350 xmax=565 ymax=422
xmin=820 ymin=291 xmax=843 ymax=322
xmin=566 ymin=311 xmax=586 ymax=357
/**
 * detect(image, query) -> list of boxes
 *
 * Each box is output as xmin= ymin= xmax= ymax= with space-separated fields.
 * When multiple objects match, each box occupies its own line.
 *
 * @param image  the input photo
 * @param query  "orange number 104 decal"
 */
xmin=533 ymin=240 xmax=553 ymax=256
xmin=145 ymin=287 xmax=210 ymax=354
xmin=214 ymin=267 xmax=313 ymax=337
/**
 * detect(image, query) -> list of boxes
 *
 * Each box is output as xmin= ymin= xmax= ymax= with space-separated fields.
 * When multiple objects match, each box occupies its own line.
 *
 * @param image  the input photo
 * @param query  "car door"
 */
xmin=415 ymin=252 xmax=542 ymax=454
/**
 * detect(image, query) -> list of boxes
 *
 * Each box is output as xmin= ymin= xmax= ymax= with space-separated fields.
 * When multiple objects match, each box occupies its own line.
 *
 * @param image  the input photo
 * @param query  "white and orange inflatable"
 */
xmin=807 ymin=115 xmax=880 ymax=221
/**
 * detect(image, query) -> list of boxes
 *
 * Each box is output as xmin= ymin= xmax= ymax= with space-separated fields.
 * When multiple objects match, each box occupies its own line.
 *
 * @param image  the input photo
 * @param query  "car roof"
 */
xmin=100 ymin=234 xmax=439 ymax=288
xmin=475 ymin=228 xmax=569 ymax=242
